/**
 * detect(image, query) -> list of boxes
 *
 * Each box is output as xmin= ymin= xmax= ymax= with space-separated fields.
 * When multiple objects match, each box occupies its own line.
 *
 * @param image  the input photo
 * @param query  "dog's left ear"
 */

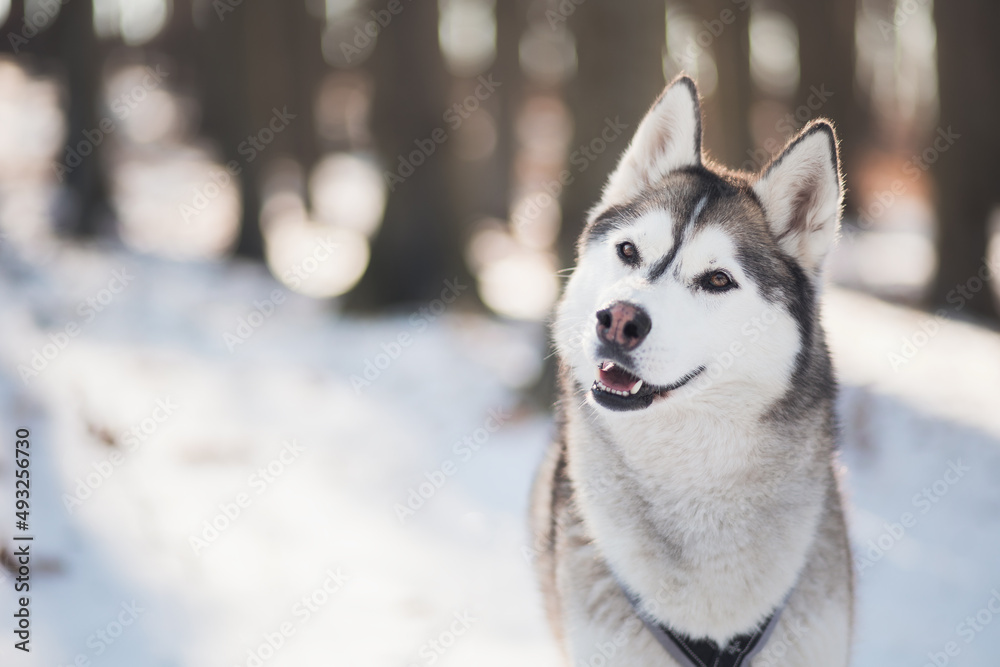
xmin=754 ymin=121 xmax=843 ymax=276
xmin=599 ymin=76 xmax=702 ymax=208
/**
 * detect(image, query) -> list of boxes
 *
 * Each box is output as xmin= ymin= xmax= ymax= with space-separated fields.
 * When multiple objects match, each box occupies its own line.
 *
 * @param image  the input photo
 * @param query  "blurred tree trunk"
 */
xmin=238 ymin=0 xmax=324 ymax=207
xmin=493 ymin=0 xmax=526 ymax=221
xmin=698 ymin=0 xmax=752 ymax=168
xmin=245 ymin=0 xmax=324 ymax=180
xmin=0 ymin=1 xmax=25 ymax=55
xmin=789 ymin=0 xmax=867 ymax=216
xmin=478 ymin=0 xmax=524 ymax=222
xmin=31 ymin=0 xmax=110 ymax=236
xmin=287 ymin=1 xmax=326 ymax=183
xmin=345 ymin=0 xmax=472 ymax=309
xmin=444 ymin=0 xmax=523 ymax=266
xmin=557 ymin=0 xmax=666 ymax=268
xmin=197 ymin=6 xmax=260 ymax=256
xmin=929 ymin=0 xmax=1000 ymax=323
xmin=150 ymin=0 xmax=196 ymax=77
xmin=197 ymin=0 xmax=324 ymax=259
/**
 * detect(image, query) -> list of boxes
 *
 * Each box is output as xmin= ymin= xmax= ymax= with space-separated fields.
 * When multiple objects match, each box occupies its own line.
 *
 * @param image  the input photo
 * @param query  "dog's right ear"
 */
xmin=753 ymin=121 xmax=842 ymax=277
xmin=598 ymin=76 xmax=702 ymax=209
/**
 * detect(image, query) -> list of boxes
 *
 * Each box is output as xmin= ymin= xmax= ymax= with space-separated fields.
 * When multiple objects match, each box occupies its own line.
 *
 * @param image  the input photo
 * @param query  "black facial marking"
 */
xmin=586 ymin=203 xmax=639 ymax=244
xmin=763 ymin=254 xmax=837 ymax=423
xmin=647 ymin=239 xmax=683 ymax=281
xmin=783 ymin=258 xmax=816 ymax=367
xmin=646 ymin=178 xmax=723 ymax=282
xmin=735 ymin=243 xmax=783 ymax=302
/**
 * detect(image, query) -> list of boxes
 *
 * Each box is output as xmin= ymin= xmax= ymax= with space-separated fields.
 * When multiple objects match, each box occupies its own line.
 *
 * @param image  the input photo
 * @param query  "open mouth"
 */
xmin=591 ymin=361 xmax=704 ymax=411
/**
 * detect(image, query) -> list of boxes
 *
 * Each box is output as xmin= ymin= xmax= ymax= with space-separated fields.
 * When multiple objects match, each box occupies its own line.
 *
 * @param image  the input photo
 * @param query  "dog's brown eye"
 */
xmin=617 ymin=242 xmax=638 ymax=264
xmin=709 ymin=272 xmax=730 ymax=287
xmin=702 ymin=270 xmax=736 ymax=291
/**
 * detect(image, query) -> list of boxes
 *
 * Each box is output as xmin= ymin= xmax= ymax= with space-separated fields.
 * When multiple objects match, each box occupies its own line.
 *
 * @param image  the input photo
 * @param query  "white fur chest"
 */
xmin=564 ymin=398 xmax=826 ymax=644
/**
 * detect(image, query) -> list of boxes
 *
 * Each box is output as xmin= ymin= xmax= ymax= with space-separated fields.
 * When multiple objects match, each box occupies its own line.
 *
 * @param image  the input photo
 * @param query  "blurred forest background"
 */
xmin=0 ymin=0 xmax=997 ymax=325
xmin=4 ymin=3 xmax=1000 ymax=666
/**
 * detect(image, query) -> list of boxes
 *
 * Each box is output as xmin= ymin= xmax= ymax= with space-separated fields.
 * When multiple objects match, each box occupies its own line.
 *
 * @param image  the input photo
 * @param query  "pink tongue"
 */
xmin=599 ymin=363 xmax=641 ymax=392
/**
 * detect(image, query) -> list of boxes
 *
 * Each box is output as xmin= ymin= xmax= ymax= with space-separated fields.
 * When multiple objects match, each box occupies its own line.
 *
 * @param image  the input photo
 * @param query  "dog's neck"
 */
xmin=563 ymin=386 xmax=831 ymax=644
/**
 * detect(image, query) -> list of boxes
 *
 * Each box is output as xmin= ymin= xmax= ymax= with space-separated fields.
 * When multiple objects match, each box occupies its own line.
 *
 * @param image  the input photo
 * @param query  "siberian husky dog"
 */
xmin=531 ymin=76 xmax=852 ymax=666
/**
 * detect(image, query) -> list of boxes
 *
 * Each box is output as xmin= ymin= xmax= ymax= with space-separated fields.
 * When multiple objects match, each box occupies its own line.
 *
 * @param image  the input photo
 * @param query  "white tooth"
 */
xmin=630 ymin=380 xmax=643 ymax=395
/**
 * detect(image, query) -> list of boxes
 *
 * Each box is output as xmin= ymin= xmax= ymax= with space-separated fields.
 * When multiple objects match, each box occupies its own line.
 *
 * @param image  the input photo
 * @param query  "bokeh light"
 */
xmin=476 ymin=244 xmax=559 ymax=321
xmin=749 ymin=9 xmax=799 ymax=98
xmin=438 ymin=0 xmax=496 ymax=77
xmin=309 ymin=152 xmax=386 ymax=237
xmin=519 ymin=22 xmax=577 ymax=86
xmin=264 ymin=209 xmax=370 ymax=299
xmin=114 ymin=149 xmax=241 ymax=259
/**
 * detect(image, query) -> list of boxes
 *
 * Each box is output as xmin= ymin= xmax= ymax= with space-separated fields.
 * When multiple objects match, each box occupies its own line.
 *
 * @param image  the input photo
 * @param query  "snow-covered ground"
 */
xmin=1 ymin=243 xmax=999 ymax=667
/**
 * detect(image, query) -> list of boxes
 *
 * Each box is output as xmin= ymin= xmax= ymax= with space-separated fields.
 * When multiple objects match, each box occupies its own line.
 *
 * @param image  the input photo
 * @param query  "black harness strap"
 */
xmin=617 ymin=581 xmax=785 ymax=667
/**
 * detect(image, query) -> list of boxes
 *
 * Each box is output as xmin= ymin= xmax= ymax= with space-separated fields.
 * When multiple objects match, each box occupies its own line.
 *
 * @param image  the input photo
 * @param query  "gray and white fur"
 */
xmin=531 ymin=76 xmax=853 ymax=666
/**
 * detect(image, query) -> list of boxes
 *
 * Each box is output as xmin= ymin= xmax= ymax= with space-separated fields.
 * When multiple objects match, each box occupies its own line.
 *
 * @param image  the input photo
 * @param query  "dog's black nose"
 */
xmin=596 ymin=301 xmax=651 ymax=351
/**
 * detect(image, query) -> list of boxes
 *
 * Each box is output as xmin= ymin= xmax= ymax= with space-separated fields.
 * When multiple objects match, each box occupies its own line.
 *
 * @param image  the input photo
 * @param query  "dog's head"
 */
xmin=555 ymin=77 xmax=842 ymax=416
